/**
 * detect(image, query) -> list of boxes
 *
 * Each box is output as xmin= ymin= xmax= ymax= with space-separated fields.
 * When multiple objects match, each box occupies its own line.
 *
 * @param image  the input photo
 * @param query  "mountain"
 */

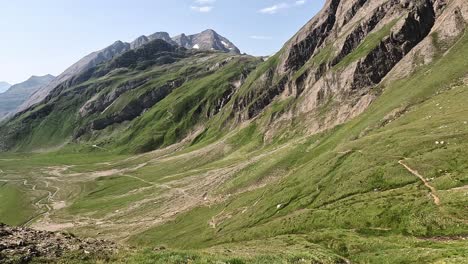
xmin=0 ymin=39 xmax=259 ymax=151
xmin=172 ymin=29 xmax=241 ymax=54
xmin=0 ymin=0 xmax=467 ymax=263
xmin=0 ymin=81 xmax=11 ymax=93
xmin=0 ymin=74 xmax=54 ymax=119
xmin=17 ymin=29 xmax=240 ymax=114
xmin=131 ymin=30 xmax=240 ymax=54
xmin=131 ymin=32 xmax=178 ymax=49
xmin=17 ymin=41 xmax=132 ymax=112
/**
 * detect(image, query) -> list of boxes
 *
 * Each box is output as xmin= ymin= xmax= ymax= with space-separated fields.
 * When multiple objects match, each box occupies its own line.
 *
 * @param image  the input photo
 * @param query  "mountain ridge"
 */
xmin=16 ymin=29 xmax=240 ymax=115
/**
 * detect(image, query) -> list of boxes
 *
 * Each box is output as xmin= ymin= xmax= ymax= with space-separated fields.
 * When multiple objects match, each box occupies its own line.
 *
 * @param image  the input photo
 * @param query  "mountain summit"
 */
xmin=172 ymin=29 xmax=241 ymax=54
xmin=131 ymin=29 xmax=241 ymax=54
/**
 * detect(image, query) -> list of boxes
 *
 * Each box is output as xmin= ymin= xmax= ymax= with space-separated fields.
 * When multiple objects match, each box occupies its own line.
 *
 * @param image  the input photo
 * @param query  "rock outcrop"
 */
xmin=0 ymin=223 xmax=117 ymax=263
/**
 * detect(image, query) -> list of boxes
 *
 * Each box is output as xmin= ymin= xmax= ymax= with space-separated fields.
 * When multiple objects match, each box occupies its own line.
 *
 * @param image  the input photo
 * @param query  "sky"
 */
xmin=0 ymin=0 xmax=325 ymax=84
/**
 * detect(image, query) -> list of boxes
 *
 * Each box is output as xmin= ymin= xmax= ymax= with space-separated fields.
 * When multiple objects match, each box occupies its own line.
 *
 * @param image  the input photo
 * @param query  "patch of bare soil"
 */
xmin=23 ymin=137 xmax=301 ymax=241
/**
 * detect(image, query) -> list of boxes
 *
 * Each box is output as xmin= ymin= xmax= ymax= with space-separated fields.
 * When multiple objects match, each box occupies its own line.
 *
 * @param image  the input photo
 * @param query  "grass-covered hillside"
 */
xmin=1 ymin=30 xmax=467 ymax=262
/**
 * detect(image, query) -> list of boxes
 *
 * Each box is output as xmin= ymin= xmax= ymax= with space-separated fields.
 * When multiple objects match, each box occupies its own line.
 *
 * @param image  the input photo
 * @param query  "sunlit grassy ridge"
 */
xmin=0 ymin=46 xmax=261 ymax=153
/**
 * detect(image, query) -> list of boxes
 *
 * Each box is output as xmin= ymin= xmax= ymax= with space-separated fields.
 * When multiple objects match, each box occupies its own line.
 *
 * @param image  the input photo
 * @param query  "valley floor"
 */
xmin=1 ymin=77 xmax=468 ymax=262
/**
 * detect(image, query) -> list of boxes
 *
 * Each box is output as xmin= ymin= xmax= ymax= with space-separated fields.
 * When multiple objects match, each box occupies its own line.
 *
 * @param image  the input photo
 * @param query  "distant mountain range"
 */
xmin=17 ymin=29 xmax=240 ymax=113
xmin=0 ymin=75 xmax=55 ymax=120
xmin=0 ymin=81 xmax=11 ymax=93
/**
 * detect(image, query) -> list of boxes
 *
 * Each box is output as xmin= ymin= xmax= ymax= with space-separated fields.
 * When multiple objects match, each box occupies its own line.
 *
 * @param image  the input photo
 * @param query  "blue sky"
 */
xmin=0 ymin=0 xmax=325 ymax=84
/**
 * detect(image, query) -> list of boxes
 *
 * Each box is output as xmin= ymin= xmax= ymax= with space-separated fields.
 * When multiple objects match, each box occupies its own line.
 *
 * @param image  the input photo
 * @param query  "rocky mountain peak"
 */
xmin=172 ymin=30 xmax=241 ymax=54
xmin=148 ymin=32 xmax=176 ymax=45
xmin=19 ymin=75 xmax=55 ymax=87
xmin=0 ymin=1 xmax=467 ymax=263
xmin=129 ymin=30 xmax=240 ymax=53
xmin=130 ymin=35 xmax=150 ymax=49
xmin=149 ymin=32 xmax=171 ymax=39
xmin=15 ymin=29 xmax=240 ymax=115
xmin=107 ymin=40 xmax=131 ymax=53
xmin=200 ymin=29 xmax=216 ymax=35
xmin=172 ymin=33 xmax=190 ymax=47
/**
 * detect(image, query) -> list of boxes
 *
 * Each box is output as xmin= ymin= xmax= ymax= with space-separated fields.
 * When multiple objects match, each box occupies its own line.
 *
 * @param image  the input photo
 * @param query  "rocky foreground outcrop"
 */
xmin=0 ymin=223 xmax=117 ymax=263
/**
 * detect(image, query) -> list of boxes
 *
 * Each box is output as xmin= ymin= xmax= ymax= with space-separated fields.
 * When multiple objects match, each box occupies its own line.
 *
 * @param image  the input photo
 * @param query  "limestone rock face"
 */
xmin=231 ymin=0 xmax=467 ymax=139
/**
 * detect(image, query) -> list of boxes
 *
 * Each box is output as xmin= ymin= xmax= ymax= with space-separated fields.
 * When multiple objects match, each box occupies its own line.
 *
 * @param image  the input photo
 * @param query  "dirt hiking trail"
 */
xmin=399 ymin=160 xmax=441 ymax=206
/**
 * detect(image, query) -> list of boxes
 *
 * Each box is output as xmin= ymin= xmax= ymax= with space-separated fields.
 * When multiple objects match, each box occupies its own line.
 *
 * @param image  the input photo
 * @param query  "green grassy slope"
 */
xmin=0 ymin=30 xmax=466 ymax=263
xmin=0 ymin=2 xmax=467 ymax=263
xmin=0 ymin=182 xmax=36 ymax=225
xmin=127 ymin=30 xmax=468 ymax=262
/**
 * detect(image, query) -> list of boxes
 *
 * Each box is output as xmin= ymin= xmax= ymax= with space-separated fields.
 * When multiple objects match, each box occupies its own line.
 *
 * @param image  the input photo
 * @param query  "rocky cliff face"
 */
xmin=226 ymin=0 xmax=467 ymax=140
xmin=0 ymin=2 xmax=467 ymax=262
